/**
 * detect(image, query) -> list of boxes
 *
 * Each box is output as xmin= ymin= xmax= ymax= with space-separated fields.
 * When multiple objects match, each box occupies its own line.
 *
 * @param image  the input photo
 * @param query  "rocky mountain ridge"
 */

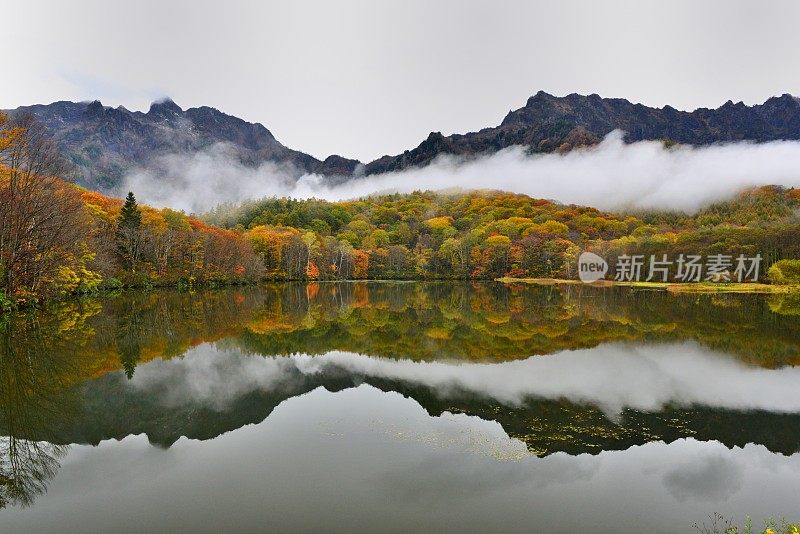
xmin=8 ymin=98 xmax=361 ymax=191
xmin=7 ymin=91 xmax=800 ymax=192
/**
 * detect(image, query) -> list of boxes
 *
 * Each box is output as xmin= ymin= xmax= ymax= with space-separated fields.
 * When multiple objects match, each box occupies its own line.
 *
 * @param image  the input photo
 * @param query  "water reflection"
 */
xmin=235 ymin=282 xmax=800 ymax=366
xmin=38 ymin=343 xmax=796 ymax=456
xmin=662 ymin=453 xmax=744 ymax=503
xmin=290 ymin=344 xmax=800 ymax=414
xmin=1 ymin=385 xmax=799 ymax=533
xmin=0 ymin=306 xmax=85 ymax=508
xmin=1 ymin=282 xmax=799 ymax=525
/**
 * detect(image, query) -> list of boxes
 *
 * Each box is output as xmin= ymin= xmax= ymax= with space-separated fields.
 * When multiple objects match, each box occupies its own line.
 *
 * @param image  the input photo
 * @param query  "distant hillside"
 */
xmin=7 ymin=91 xmax=800 ymax=191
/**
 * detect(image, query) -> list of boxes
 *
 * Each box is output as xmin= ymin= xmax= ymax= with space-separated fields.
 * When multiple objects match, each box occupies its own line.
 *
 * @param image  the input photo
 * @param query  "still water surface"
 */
xmin=1 ymin=282 xmax=799 ymax=532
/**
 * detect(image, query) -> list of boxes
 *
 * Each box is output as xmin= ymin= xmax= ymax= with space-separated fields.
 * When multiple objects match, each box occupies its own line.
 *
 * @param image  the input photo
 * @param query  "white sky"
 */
xmin=5 ymin=0 xmax=800 ymax=162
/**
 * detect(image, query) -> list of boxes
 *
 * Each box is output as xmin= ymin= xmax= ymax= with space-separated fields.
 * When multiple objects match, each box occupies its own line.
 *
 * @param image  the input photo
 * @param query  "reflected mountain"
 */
xmin=5 ymin=384 xmax=800 ymax=533
xmin=51 ymin=346 xmax=800 ymax=455
xmin=2 ymin=282 xmax=800 ymax=508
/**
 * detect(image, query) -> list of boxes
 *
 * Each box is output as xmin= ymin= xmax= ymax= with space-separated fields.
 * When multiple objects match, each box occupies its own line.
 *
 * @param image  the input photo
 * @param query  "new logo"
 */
xmin=578 ymin=252 xmax=608 ymax=283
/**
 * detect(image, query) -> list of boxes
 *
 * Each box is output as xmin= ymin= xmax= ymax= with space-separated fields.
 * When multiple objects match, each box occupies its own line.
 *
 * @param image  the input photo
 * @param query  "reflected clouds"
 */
xmin=295 ymin=344 xmax=800 ymax=415
xmin=2 ymin=385 xmax=799 ymax=533
xmin=128 ymin=342 xmax=800 ymax=416
xmin=662 ymin=453 xmax=744 ymax=502
xmin=3 ymin=284 xmax=800 ymax=529
xmin=128 ymin=347 xmax=303 ymax=410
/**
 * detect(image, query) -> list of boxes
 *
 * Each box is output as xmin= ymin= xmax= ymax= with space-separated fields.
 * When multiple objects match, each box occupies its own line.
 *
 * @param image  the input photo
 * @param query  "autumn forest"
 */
xmin=3 ymin=112 xmax=800 ymax=308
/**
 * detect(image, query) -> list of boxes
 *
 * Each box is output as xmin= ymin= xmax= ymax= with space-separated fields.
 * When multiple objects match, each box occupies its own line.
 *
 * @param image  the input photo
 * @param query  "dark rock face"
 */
xmin=363 ymin=91 xmax=800 ymax=175
xmin=312 ymin=154 xmax=362 ymax=177
xmin=7 ymin=91 xmax=800 ymax=192
xmin=6 ymin=98 xmax=347 ymax=191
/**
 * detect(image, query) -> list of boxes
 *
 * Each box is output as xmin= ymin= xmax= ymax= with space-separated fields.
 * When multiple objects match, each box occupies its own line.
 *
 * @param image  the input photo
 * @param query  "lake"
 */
xmin=1 ymin=282 xmax=800 ymax=532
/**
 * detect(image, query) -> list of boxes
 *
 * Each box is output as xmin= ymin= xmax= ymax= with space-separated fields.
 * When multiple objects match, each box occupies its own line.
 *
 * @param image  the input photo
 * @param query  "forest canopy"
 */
xmin=206 ymin=185 xmax=800 ymax=283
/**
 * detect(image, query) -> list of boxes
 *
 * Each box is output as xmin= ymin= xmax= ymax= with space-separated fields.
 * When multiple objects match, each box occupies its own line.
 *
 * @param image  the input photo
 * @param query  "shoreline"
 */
xmin=5 ymin=277 xmax=797 ymax=315
xmin=496 ymin=277 xmax=800 ymax=294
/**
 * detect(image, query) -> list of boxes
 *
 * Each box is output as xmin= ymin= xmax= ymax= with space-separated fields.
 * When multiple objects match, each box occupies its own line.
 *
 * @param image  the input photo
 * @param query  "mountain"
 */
xmin=6 ymin=98 xmax=361 ymax=191
xmin=30 ymin=358 xmax=800 ymax=456
xmin=363 ymin=91 xmax=800 ymax=174
xmin=7 ymin=91 xmax=800 ymax=191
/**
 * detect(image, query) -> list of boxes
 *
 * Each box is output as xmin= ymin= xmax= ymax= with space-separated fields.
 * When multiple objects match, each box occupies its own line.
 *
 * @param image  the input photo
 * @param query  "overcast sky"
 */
xmin=5 ymin=0 xmax=800 ymax=162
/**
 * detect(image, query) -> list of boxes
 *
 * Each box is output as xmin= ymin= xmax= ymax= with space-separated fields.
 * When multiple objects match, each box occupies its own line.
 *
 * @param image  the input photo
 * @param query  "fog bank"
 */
xmin=120 ymin=131 xmax=800 ymax=214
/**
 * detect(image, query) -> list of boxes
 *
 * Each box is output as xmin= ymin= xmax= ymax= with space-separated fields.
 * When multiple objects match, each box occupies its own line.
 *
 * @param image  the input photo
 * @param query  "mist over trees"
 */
xmin=3 ymin=114 xmax=800 ymax=308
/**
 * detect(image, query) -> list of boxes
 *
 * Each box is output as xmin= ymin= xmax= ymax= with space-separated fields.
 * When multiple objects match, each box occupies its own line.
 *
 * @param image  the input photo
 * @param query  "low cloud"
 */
xmin=117 ymin=143 xmax=302 ymax=214
xmin=119 ymin=131 xmax=800 ymax=214
xmin=129 ymin=342 xmax=800 ymax=417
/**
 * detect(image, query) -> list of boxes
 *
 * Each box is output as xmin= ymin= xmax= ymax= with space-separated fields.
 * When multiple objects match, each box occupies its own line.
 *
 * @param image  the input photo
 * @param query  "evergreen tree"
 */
xmin=116 ymin=192 xmax=143 ymax=271
xmin=119 ymin=191 xmax=142 ymax=229
xmin=116 ymin=300 xmax=143 ymax=379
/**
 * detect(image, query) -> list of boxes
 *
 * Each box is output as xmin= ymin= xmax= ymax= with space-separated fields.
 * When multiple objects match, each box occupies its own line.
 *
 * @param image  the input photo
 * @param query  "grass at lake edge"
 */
xmin=496 ymin=277 xmax=800 ymax=294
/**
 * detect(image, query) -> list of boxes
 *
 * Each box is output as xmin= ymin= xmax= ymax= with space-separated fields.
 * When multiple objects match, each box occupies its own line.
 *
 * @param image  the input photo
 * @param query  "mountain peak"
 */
xmin=84 ymin=100 xmax=105 ymax=118
xmin=763 ymin=93 xmax=800 ymax=107
xmin=526 ymin=90 xmax=554 ymax=106
xmin=148 ymin=98 xmax=182 ymax=116
xmin=3 ymin=97 xmax=326 ymax=192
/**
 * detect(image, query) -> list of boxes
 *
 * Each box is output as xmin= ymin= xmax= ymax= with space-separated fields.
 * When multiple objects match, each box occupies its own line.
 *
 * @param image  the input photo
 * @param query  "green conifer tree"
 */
xmin=116 ymin=192 xmax=143 ymax=271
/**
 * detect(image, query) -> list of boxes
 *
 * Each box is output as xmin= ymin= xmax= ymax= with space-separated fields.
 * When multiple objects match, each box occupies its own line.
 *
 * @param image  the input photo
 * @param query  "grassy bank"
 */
xmin=496 ymin=277 xmax=800 ymax=294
